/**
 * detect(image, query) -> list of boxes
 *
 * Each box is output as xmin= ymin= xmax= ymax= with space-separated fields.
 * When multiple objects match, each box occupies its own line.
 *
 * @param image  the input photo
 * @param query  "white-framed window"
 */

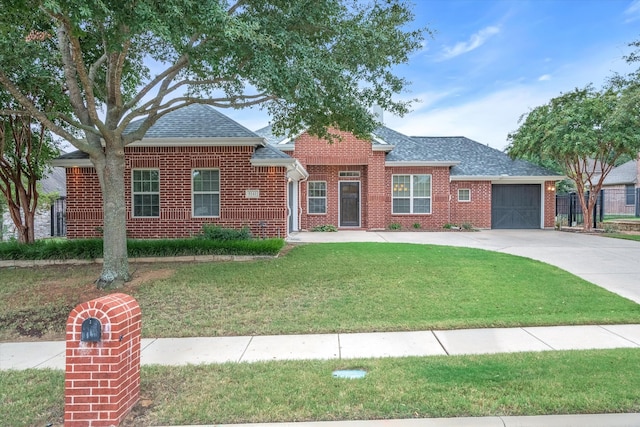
xmin=392 ymin=174 xmax=431 ymax=214
xmin=458 ymin=188 xmax=471 ymax=202
xmin=308 ymin=181 xmax=327 ymax=214
xmin=192 ymin=169 xmax=220 ymax=217
xmin=132 ymin=169 xmax=160 ymax=217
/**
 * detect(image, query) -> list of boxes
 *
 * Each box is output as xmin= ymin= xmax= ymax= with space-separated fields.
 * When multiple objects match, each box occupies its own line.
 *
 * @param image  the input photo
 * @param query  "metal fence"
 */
xmin=556 ymin=188 xmax=640 ymax=227
xmin=50 ymin=196 xmax=66 ymax=237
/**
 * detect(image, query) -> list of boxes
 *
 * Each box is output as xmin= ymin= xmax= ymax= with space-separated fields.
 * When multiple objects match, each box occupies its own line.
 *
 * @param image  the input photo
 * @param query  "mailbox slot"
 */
xmin=81 ymin=317 xmax=102 ymax=342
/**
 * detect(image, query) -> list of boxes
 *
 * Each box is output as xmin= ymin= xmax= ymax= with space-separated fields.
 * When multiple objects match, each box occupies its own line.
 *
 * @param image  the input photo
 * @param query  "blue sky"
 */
xmin=225 ymin=0 xmax=640 ymax=150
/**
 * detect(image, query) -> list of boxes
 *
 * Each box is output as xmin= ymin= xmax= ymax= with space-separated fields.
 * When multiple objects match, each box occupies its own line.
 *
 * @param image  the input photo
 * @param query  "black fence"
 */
xmin=556 ymin=188 xmax=640 ymax=227
xmin=50 ymin=196 xmax=66 ymax=237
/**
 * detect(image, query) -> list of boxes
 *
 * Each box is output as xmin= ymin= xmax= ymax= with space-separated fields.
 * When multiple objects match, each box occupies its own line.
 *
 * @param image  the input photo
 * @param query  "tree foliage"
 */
xmin=507 ymin=85 xmax=640 ymax=231
xmin=0 ymin=0 xmax=425 ymax=287
xmin=0 ymin=113 xmax=59 ymax=243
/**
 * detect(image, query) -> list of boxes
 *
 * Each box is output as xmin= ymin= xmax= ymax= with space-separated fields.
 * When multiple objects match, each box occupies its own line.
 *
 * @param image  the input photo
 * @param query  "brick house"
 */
xmin=598 ymin=154 xmax=640 ymax=216
xmin=53 ymin=104 xmax=563 ymax=239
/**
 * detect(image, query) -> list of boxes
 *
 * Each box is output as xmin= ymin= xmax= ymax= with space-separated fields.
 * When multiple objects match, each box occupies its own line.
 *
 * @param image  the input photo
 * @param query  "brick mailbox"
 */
xmin=65 ymin=293 xmax=141 ymax=426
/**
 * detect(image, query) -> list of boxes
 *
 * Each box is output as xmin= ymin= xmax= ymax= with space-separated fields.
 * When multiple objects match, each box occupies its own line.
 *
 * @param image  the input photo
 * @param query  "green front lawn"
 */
xmin=1 ymin=243 xmax=638 ymax=341
xmin=2 ymin=349 xmax=639 ymax=426
xmin=2 ymin=242 xmax=639 ymax=426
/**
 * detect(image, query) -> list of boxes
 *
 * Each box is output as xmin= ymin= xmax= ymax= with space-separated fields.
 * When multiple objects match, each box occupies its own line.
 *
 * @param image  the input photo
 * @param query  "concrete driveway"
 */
xmin=288 ymin=229 xmax=640 ymax=304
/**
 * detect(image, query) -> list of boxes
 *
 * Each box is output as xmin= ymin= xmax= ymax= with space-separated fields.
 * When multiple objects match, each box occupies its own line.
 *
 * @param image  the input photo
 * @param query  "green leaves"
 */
xmin=507 ymin=85 xmax=640 ymax=165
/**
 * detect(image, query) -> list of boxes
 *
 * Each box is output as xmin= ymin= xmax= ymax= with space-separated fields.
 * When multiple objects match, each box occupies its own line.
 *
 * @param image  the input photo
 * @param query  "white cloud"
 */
xmin=386 ymin=86 xmax=551 ymax=150
xmin=440 ymin=26 xmax=500 ymax=61
xmin=624 ymin=0 xmax=640 ymax=22
xmin=538 ymin=74 xmax=552 ymax=81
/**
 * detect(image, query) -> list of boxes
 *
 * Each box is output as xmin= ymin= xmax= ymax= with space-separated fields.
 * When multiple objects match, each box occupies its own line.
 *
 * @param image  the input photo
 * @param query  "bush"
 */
xmin=388 ymin=222 xmax=402 ymax=230
xmin=311 ymin=224 xmax=338 ymax=232
xmin=198 ymin=224 xmax=252 ymax=241
xmin=412 ymin=222 xmax=421 ymax=229
xmin=0 ymin=237 xmax=285 ymax=260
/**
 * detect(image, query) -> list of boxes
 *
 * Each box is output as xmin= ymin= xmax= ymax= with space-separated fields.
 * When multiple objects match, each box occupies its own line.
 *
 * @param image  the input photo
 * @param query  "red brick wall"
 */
xmin=65 ymin=146 xmax=288 ymax=239
xmin=450 ymin=181 xmax=492 ymax=228
xmin=384 ymin=166 xmax=451 ymax=230
xmin=544 ymin=181 xmax=557 ymax=228
xmin=301 ymin=165 xmax=366 ymax=230
xmin=294 ymin=129 xmax=381 ymax=230
xmin=65 ymin=293 xmax=141 ymax=427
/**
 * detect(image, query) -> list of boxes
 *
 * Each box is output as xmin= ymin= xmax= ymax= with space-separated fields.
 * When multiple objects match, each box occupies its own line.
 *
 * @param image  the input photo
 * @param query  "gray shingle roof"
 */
xmin=125 ymin=104 xmax=260 ymax=139
xmin=252 ymin=144 xmax=293 ymax=161
xmin=254 ymin=125 xmax=293 ymax=147
xmin=409 ymin=137 xmax=560 ymax=177
xmin=255 ymin=125 xmax=395 ymax=148
xmin=603 ymin=159 xmax=638 ymax=185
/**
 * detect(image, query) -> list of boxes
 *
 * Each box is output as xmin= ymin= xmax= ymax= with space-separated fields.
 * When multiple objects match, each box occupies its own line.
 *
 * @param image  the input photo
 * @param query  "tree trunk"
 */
xmin=6 ymin=201 xmax=28 ymax=243
xmin=93 ymin=147 xmax=130 ymax=289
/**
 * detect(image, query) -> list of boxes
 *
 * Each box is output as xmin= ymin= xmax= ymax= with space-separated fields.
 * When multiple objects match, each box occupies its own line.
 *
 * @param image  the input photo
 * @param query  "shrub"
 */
xmin=461 ymin=222 xmax=474 ymax=230
xmin=388 ymin=222 xmax=402 ymax=230
xmin=0 ymin=237 xmax=285 ymax=260
xmin=198 ymin=224 xmax=252 ymax=241
xmin=311 ymin=224 xmax=338 ymax=232
xmin=412 ymin=222 xmax=421 ymax=229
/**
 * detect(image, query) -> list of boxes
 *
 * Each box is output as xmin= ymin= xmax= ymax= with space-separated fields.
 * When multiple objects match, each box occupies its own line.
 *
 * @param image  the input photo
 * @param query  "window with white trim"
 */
xmin=308 ymin=181 xmax=327 ymax=214
xmin=458 ymin=188 xmax=471 ymax=202
xmin=392 ymin=174 xmax=431 ymax=214
xmin=132 ymin=169 xmax=160 ymax=217
xmin=192 ymin=169 xmax=220 ymax=217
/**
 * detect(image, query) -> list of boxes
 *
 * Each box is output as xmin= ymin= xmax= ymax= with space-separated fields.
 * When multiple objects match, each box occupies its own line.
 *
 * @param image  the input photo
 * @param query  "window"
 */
xmin=192 ymin=169 xmax=220 ymax=217
xmin=339 ymin=171 xmax=360 ymax=178
xmin=458 ymin=188 xmax=471 ymax=202
xmin=308 ymin=181 xmax=327 ymax=214
xmin=626 ymin=184 xmax=635 ymax=206
xmin=132 ymin=169 xmax=159 ymax=217
xmin=392 ymin=174 xmax=431 ymax=214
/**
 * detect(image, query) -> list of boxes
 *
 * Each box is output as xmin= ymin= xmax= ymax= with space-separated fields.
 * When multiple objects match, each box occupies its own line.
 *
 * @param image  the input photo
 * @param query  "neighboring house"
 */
xmin=0 ymin=167 xmax=66 ymax=241
xmin=599 ymin=155 xmax=640 ymax=216
xmin=52 ymin=104 xmax=563 ymax=239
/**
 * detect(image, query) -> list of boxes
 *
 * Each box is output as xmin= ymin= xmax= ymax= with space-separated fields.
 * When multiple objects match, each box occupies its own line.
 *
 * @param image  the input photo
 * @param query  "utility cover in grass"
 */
xmin=332 ymin=369 xmax=367 ymax=379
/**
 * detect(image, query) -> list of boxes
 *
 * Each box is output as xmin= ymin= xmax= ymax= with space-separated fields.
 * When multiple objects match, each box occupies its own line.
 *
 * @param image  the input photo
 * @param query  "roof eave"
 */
xmin=386 ymin=161 xmax=460 ymax=167
xmin=451 ymin=175 xmax=566 ymax=182
xmin=129 ymin=137 xmax=265 ymax=147
xmin=52 ymin=158 xmax=93 ymax=168
xmin=373 ymin=145 xmax=395 ymax=152
xmin=250 ymin=158 xmax=309 ymax=180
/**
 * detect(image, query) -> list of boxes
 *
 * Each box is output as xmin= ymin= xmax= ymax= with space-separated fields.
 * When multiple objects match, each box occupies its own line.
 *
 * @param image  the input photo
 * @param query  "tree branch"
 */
xmin=0 ymin=70 xmax=86 ymax=150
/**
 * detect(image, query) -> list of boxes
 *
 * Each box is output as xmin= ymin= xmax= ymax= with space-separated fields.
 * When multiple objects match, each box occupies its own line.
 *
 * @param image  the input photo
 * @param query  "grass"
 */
xmin=1 ymin=243 xmax=639 ymax=341
xmin=1 ymin=242 xmax=638 ymax=425
xmin=603 ymin=233 xmax=640 ymax=242
xmin=2 ymin=349 xmax=639 ymax=426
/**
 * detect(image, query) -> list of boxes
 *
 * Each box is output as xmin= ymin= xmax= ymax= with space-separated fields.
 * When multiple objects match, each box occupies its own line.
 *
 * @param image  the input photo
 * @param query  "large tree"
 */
xmin=507 ymin=85 xmax=640 ymax=231
xmin=0 ymin=0 xmax=425 ymax=288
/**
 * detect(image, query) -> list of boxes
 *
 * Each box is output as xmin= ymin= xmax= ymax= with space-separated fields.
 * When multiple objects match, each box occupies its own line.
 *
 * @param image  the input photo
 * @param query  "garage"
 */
xmin=491 ymin=184 xmax=541 ymax=229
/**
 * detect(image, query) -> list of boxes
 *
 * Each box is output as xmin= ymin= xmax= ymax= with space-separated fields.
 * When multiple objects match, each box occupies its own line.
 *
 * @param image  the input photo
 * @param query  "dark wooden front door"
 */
xmin=339 ymin=181 xmax=360 ymax=227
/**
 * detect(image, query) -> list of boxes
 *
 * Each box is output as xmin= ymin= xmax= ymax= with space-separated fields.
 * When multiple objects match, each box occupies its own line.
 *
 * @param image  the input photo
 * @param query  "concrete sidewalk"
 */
xmin=2 ymin=324 xmax=639 ymax=370
xmin=168 ymin=413 xmax=640 ymax=427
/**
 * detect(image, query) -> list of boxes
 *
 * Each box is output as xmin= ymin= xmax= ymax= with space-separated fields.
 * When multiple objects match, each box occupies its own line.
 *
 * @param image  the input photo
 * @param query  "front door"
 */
xmin=339 ymin=181 xmax=360 ymax=227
